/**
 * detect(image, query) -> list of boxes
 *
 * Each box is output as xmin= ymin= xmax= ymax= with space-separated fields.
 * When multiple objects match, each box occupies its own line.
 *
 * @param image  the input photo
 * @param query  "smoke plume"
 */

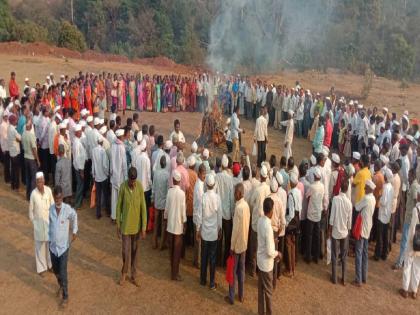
xmin=207 ymin=0 xmax=334 ymax=74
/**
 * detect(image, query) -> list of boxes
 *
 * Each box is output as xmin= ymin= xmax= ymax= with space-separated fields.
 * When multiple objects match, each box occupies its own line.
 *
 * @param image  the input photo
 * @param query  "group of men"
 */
xmin=1 ymin=71 xmax=419 ymax=313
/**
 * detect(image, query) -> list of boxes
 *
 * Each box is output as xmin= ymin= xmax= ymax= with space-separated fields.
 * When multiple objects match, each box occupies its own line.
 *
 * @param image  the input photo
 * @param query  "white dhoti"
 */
xmin=285 ymin=142 xmax=293 ymax=161
xmin=402 ymin=255 xmax=420 ymax=293
xmin=111 ymin=185 xmax=120 ymax=220
xmin=35 ymin=240 xmax=51 ymax=273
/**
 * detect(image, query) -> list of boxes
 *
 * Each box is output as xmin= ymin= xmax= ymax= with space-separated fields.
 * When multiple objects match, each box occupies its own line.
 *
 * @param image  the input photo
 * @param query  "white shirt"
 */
xmin=287 ymin=187 xmax=302 ymax=224
xmin=329 ymin=192 xmax=352 ymax=239
xmin=257 ymin=216 xmax=278 ymax=273
xmin=268 ymin=193 xmax=285 ymax=234
xmin=254 ymin=115 xmax=268 ymax=142
xmin=29 ymin=186 xmax=54 ymax=241
xmin=7 ymin=124 xmax=21 ymax=157
xmin=48 ymin=120 xmax=57 ymax=155
xmin=250 ymin=182 xmax=271 ymax=232
xmin=378 ymin=182 xmax=394 ymax=224
xmin=169 ymin=130 xmax=185 ymax=143
xmin=306 ymin=181 xmax=325 ymax=222
xmin=164 ymin=185 xmax=187 ymax=235
xmin=131 ymin=149 xmax=152 ymax=191
xmin=107 ymin=129 xmax=116 ymax=145
xmin=355 ymin=193 xmax=376 ymax=239
xmin=91 ymin=145 xmax=109 ymax=182
xmin=389 ymin=143 xmax=400 ymax=163
xmin=72 ymin=137 xmax=86 ymax=170
xmin=0 ymin=120 xmax=9 ymax=151
xmin=110 ymin=139 xmax=127 ymax=187
xmin=400 ymin=155 xmax=410 ymax=192
xmin=215 ymin=170 xmax=234 ymax=220
xmin=0 ymin=85 xmax=6 ymax=98
xmin=196 ymin=190 xmax=222 ymax=241
xmin=193 ymin=179 xmax=205 ymax=226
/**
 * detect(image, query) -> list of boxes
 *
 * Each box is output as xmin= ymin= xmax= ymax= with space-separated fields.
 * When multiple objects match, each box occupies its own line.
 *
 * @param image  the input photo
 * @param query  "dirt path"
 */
xmin=0 ymin=111 xmax=417 ymax=314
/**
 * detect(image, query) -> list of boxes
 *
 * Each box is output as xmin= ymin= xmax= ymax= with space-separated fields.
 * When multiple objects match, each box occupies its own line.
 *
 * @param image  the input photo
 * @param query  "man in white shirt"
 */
xmin=304 ymin=167 xmax=324 ymax=264
xmin=164 ymin=170 xmax=186 ymax=281
xmin=374 ymin=168 xmax=394 ymax=261
xmin=196 ymin=173 xmax=222 ymax=290
xmin=226 ymin=183 xmax=250 ymax=305
xmin=72 ymin=124 xmax=86 ymax=210
xmin=215 ymin=154 xmax=234 ymax=265
xmin=152 ymin=156 xmax=170 ymax=250
xmin=328 ymin=180 xmax=352 ymax=285
xmin=193 ymin=164 xmax=206 ymax=268
xmin=7 ymin=114 xmax=21 ymax=191
xmin=0 ymin=112 xmax=10 ymax=183
xmin=280 ymin=110 xmax=295 ymax=161
xmin=353 ymin=180 xmax=376 ymax=286
xmin=169 ymin=119 xmax=186 ymax=144
xmin=254 ymin=106 xmax=268 ymax=166
xmin=110 ymin=129 xmax=128 ymax=221
xmin=285 ymin=173 xmax=302 ymax=277
xmin=257 ymin=198 xmax=281 ymax=315
xmin=249 ymin=165 xmax=271 ymax=277
xmin=48 ymin=113 xmax=61 ymax=182
xmin=29 ymin=172 xmax=54 ymax=275
xmin=131 ymin=139 xmax=152 ymax=213
xmin=92 ymin=136 xmax=110 ymax=219
xmin=268 ymin=178 xmax=285 ymax=286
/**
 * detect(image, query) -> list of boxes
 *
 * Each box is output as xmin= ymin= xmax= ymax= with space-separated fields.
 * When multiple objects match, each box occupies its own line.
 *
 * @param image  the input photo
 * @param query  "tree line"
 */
xmin=0 ymin=0 xmax=419 ymax=81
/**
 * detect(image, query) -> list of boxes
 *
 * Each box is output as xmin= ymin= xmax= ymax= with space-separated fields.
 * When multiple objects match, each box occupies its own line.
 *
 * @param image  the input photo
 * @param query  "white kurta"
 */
xmin=402 ymin=205 xmax=420 ymax=293
xmin=280 ymin=118 xmax=294 ymax=160
xmin=110 ymin=139 xmax=127 ymax=219
xmin=29 ymin=187 xmax=54 ymax=273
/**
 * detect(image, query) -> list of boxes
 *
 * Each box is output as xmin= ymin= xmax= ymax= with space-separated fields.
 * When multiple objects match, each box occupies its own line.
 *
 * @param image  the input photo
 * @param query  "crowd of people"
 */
xmin=1 ymin=71 xmax=419 ymax=313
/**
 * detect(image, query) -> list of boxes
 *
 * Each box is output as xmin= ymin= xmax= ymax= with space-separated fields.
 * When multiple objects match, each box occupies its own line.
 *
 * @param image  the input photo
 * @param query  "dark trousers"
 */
xmin=10 ymin=155 xmax=20 ymax=190
xmin=19 ymin=146 xmax=25 ymax=184
xmin=38 ymin=148 xmax=50 ymax=183
xmin=258 ymin=270 xmax=273 ymax=315
xmin=50 ymin=249 xmax=69 ymax=300
xmin=121 ymin=233 xmax=140 ymax=278
xmin=168 ymin=233 xmax=183 ymax=280
xmin=228 ymin=252 xmax=246 ymax=302
xmin=274 ymin=235 xmax=284 ymax=279
xmin=249 ymin=229 xmax=258 ymax=276
xmin=50 ymin=154 xmax=57 ymax=184
xmin=255 ymin=101 xmax=261 ymax=120
xmin=222 ymin=218 xmax=232 ymax=265
xmin=24 ymin=158 xmax=37 ymax=200
xmin=95 ymin=179 xmax=110 ymax=218
xmin=200 ymin=239 xmax=217 ymax=287
xmin=184 ymin=216 xmax=194 ymax=247
xmin=2 ymin=150 xmax=10 ymax=183
xmin=331 ymin=236 xmax=349 ymax=283
xmin=144 ymin=190 xmax=151 ymax=225
xmin=74 ymin=169 xmax=84 ymax=209
xmin=305 ymin=219 xmax=320 ymax=263
xmin=257 ymin=141 xmax=266 ymax=166
xmin=374 ymin=220 xmax=389 ymax=260
xmin=83 ymin=159 xmax=92 ymax=197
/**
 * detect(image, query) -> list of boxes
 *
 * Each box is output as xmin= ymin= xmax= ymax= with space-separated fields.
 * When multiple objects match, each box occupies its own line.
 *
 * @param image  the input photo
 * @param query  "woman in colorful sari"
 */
xmin=78 ymin=78 xmax=85 ymax=112
xmin=125 ymin=74 xmax=131 ymax=110
xmin=190 ymin=78 xmax=197 ymax=112
xmin=70 ymin=82 xmax=79 ymax=115
xmin=137 ymin=75 xmax=144 ymax=111
xmin=152 ymin=77 xmax=157 ymax=112
xmin=145 ymin=76 xmax=153 ymax=111
xmin=117 ymin=75 xmax=124 ymax=113
xmin=155 ymin=77 xmax=161 ymax=113
xmin=129 ymin=75 xmax=136 ymax=111
xmin=111 ymin=74 xmax=118 ymax=113
xmin=63 ymin=85 xmax=71 ymax=110
xmin=85 ymin=81 xmax=92 ymax=114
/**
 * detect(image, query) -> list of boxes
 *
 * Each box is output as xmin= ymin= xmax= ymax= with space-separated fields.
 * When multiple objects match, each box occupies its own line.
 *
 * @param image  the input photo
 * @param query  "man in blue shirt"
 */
xmin=49 ymin=185 xmax=78 ymax=308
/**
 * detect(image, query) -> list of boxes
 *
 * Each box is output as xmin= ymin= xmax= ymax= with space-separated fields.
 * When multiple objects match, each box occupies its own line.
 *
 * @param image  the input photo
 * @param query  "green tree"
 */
xmin=57 ymin=21 xmax=87 ymax=52
xmin=385 ymin=33 xmax=415 ymax=79
xmin=0 ymin=0 xmax=14 ymax=41
xmin=13 ymin=20 xmax=48 ymax=43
